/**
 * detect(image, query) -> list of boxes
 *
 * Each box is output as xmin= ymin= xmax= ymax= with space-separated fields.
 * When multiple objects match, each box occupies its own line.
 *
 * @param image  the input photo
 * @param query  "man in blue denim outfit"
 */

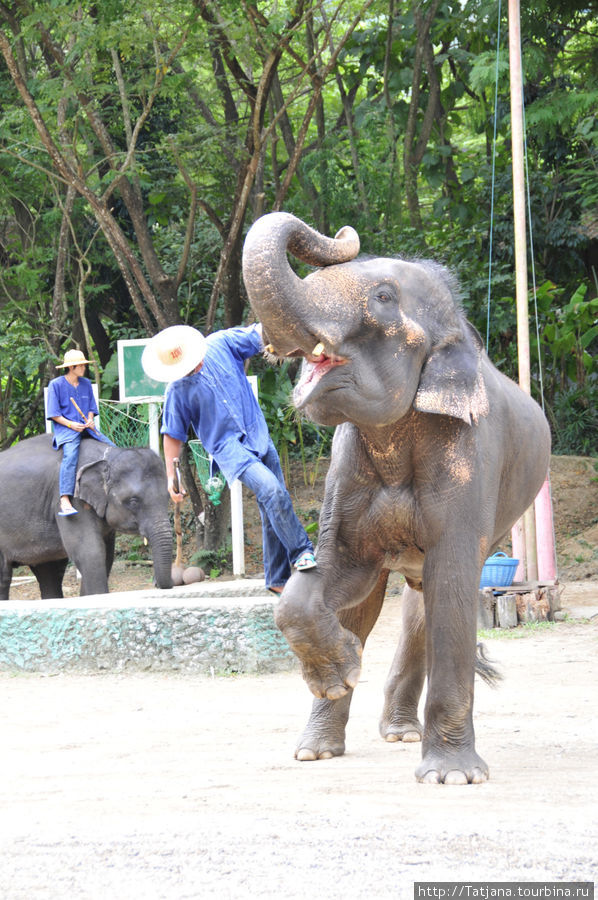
xmin=142 ymin=323 xmax=316 ymax=593
xmin=46 ymin=349 xmax=114 ymax=516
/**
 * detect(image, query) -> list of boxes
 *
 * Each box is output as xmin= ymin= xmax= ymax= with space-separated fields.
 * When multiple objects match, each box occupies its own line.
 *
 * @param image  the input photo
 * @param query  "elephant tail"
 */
xmin=475 ymin=642 xmax=503 ymax=687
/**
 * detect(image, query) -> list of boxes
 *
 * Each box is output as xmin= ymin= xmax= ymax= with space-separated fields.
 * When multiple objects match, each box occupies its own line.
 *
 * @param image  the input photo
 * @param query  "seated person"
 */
xmin=46 ymin=349 xmax=114 ymax=516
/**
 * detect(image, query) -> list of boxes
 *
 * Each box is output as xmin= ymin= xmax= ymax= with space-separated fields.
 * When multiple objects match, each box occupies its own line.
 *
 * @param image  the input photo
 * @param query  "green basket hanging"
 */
xmin=188 ymin=440 xmax=226 ymax=505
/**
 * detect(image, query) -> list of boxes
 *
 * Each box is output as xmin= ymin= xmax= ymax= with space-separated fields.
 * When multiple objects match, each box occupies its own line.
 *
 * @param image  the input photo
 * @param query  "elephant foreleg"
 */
xmin=294 ymin=571 xmax=389 ymax=761
xmin=415 ymin=545 xmax=488 ymax=785
xmin=30 ymin=560 xmax=68 ymax=599
xmin=74 ymin=545 xmax=109 ymax=596
xmin=276 ymin=556 xmax=385 ymax=701
xmin=105 ymin=533 xmax=115 ymax=580
xmin=0 ymin=552 xmax=11 ymax=601
xmin=379 ymin=584 xmax=425 ymax=743
xmin=295 ymin=692 xmax=353 ymax=760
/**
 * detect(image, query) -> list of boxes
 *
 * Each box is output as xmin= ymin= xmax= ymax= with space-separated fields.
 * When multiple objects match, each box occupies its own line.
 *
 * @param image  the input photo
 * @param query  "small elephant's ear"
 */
xmin=75 ymin=458 xmax=109 ymax=516
xmin=414 ymin=323 xmax=489 ymax=425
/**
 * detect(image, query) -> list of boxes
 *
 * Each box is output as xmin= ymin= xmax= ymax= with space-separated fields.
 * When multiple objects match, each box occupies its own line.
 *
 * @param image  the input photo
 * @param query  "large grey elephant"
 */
xmin=242 ymin=212 xmax=551 ymax=785
xmin=0 ymin=434 xmax=173 ymax=599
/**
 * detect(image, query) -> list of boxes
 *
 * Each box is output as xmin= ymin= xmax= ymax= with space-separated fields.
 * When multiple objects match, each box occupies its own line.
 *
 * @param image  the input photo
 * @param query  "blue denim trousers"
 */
xmin=239 ymin=440 xmax=314 ymax=590
xmin=57 ymin=432 xmax=114 ymax=498
xmin=58 ymin=437 xmax=81 ymax=497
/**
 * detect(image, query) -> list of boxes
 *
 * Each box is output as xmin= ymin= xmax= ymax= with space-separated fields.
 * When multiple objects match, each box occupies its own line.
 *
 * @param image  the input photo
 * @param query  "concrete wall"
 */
xmin=0 ymin=580 xmax=297 ymax=675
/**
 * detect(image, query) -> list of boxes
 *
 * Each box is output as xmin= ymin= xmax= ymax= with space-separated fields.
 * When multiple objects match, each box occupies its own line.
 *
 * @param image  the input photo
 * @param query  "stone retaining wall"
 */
xmin=0 ymin=580 xmax=296 ymax=675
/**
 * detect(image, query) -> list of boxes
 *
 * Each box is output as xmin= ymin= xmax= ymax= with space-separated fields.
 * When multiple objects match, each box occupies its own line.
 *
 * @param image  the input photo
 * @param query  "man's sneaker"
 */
xmin=295 ymin=551 xmax=317 ymax=571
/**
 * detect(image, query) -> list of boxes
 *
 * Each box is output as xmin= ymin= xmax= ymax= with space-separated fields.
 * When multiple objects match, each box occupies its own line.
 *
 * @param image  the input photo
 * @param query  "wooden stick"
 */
xmin=172 ymin=457 xmax=183 ymax=568
xmin=70 ymin=396 xmax=96 ymax=430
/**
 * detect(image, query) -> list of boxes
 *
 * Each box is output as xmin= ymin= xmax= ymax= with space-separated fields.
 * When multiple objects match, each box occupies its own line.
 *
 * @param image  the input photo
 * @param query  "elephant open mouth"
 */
xmin=294 ymin=346 xmax=347 ymax=407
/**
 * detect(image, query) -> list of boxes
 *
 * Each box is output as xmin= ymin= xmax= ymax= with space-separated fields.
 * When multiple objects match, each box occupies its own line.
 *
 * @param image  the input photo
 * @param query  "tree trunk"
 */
xmin=402 ymin=0 xmax=441 ymax=233
xmin=202 ymin=490 xmax=231 ymax=553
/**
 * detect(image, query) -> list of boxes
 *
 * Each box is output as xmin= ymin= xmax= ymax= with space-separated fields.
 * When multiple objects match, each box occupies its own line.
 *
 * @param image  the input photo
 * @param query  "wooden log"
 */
xmin=496 ymin=593 xmax=518 ymax=628
xmin=516 ymin=589 xmax=550 ymax=624
xmin=477 ymin=590 xmax=496 ymax=629
xmin=546 ymin=584 xmax=563 ymax=618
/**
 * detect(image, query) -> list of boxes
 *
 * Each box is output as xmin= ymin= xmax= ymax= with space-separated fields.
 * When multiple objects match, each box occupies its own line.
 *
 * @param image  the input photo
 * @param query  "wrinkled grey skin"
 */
xmin=242 ymin=212 xmax=551 ymax=785
xmin=0 ymin=434 xmax=173 ymax=599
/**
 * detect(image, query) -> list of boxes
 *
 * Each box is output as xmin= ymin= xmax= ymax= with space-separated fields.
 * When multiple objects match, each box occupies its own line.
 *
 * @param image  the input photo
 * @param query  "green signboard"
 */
xmin=117 ymin=339 xmax=164 ymax=402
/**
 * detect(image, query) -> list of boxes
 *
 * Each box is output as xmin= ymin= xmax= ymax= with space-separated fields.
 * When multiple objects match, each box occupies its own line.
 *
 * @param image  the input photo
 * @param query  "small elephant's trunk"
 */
xmin=242 ymin=213 xmax=360 ymax=357
xmin=146 ymin=525 xmax=174 ymax=589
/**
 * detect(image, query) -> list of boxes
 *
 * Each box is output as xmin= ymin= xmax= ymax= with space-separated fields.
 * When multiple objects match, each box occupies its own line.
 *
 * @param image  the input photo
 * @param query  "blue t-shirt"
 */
xmin=46 ymin=374 xmax=106 ymax=448
xmin=161 ymin=325 xmax=270 ymax=483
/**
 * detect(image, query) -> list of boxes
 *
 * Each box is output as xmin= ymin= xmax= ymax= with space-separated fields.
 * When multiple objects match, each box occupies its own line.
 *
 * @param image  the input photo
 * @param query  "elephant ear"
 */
xmin=414 ymin=322 xmax=489 ymax=425
xmin=74 ymin=454 xmax=111 ymax=516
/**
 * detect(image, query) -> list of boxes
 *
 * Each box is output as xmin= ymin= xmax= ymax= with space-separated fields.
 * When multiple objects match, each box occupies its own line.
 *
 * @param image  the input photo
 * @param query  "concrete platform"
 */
xmin=0 ymin=579 xmax=296 ymax=676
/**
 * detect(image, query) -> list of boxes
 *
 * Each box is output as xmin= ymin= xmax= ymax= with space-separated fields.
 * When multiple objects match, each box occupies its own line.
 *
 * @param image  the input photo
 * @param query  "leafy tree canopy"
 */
xmin=0 ymin=0 xmax=596 ymax=457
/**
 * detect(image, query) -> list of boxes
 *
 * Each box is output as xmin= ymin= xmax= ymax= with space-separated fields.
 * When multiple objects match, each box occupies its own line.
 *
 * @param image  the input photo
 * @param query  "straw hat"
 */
xmin=141 ymin=325 xmax=206 ymax=383
xmin=56 ymin=349 xmax=92 ymax=368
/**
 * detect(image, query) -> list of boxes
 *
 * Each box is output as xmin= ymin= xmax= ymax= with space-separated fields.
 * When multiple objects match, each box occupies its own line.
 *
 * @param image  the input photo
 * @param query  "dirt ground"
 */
xmin=2 ymin=455 xmax=597 ymax=897
xmin=1 ymin=596 xmax=597 ymax=897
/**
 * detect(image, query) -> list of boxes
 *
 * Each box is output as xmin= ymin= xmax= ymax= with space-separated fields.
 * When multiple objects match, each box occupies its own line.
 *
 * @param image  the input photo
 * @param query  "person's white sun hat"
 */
xmin=142 ymin=325 xmax=207 ymax=383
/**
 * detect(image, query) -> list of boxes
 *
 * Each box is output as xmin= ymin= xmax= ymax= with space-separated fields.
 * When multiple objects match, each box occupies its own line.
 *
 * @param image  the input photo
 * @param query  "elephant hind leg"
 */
xmin=30 ymin=559 xmax=68 ymax=599
xmin=295 ymin=570 xmax=389 ymax=762
xmin=379 ymin=584 xmax=426 ymax=743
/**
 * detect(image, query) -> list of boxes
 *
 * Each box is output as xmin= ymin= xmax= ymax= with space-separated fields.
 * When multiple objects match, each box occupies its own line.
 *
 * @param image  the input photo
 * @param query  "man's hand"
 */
xmin=163 ymin=434 xmax=185 ymax=502
xmin=167 ymin=476 xmax=186 ymax=503
xmin=52 ymin=415 xmax=86 ymax=432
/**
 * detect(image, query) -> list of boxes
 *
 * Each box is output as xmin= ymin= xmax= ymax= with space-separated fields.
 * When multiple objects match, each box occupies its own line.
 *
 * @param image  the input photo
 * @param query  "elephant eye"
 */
xmin=125 ymin=496 xmax=140 ymax=510
xmin=373 ymin=286 xmax=395 ymax=304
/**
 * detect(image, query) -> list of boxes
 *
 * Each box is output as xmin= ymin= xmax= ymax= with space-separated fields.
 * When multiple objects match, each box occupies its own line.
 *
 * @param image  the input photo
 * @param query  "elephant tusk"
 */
xmin=312 ymin=342 xmax=325 ymax=358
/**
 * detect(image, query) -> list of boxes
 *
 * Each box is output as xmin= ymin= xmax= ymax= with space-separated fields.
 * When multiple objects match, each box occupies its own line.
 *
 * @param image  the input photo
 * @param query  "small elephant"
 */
xmin=0 ymin=434 xmax=174 ymax=599
xmin=242 ymin=212 xmax=551 ymax=784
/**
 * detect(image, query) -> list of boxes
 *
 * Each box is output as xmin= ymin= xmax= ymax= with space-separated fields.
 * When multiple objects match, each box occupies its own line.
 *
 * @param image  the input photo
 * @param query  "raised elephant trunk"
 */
xmin=242 ymin=213 xmax=360 ymax=357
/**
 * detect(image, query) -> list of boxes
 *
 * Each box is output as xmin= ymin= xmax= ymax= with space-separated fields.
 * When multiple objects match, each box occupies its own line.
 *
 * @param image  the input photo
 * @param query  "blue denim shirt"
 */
xmin=46 ymin=375 xmax=103 ymax=448
xmin=161 ymin=325 xmax=270 ymax=484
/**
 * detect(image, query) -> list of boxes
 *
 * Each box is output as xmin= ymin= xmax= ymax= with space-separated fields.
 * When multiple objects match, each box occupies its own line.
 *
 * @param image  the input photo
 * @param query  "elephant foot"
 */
xmin=276 ymin=600 xmax=362 ymax=701
xmin=294 ymin=694 xmax=351 ymax=761
xmin=296 ymin=740 xmax=345 ymax=761
xmin=382 ymin=724 xmax=422 ymax=744
xmin=415 ymin=747 xmax=489 ymax=785
xmin=379 ymin=708 xmax=423 ymax=743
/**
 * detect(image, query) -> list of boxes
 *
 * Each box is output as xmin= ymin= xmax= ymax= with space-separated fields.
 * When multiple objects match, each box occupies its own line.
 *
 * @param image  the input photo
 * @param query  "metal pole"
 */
xmin=230 ymin=480 xmax=245 ymax=577
xmin=508 ymin=0 xmax=538 ymax=581
xmin=231 ymin=375 xmax=259 ymax=578
xmin=148 ymin=402 xmax=161 ymax=455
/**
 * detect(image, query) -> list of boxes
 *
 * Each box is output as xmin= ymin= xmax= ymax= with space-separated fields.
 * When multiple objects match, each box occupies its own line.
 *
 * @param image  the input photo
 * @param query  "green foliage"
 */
xmin=540 ymin=282 xmax=598 ymax=388
xmin=190 ymin=545 xmax=232 ymax=578
xmin=254 ymin=361 xmax=333 ymax=480
xmin=1 ymin=0 xmax=597 ymax=461
xmin=121 ymin=535 xmax=150 ymax=562
xmin=0 ymin=318 xmax=48 ymax=443
xmin=550 ymin=385 xmax=598 ymax=457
